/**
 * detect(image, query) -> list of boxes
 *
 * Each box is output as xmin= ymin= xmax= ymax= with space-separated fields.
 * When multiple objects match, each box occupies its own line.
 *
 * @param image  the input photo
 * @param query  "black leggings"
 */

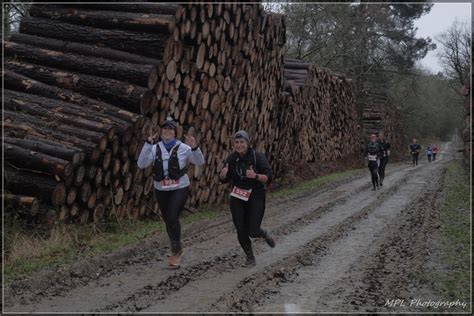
xmin=155 ymin=187 xmax=189 ymax=253
xmin=433 ymin=153 xmax=437 ymax=161
xmin=230 ymin=189 xmax=266 ymax=253
xmin=378 ymin=156 xmax=389 ymax=181
xmin=412 ymin=153 xmax=419 ymax=166
xmin=368 ymin=161 xmax=379 ymax=189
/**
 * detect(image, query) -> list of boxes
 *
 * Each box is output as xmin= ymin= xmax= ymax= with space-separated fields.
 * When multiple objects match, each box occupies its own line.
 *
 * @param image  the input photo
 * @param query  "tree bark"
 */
xmin=20 ymin=17 xmax=169 ymax=59
xmin=29 ymin=5 xmax=175 ymax=33
xmin=3 ymin=70 xmax=142 ymax=125
xmin=5 ymin=60 xmax=147 ymax=114
xmin=3 ymin=136 xmax=83 ymax=166
xmin=2 ymin=194 xmax=40 ymax=215
xmin=9 ymin=33 xmax=161 ymax=65
xmin=4 ymin=142 xmax=74 ymax=179
xmin=5 ymin=41 xmax=154 ymax=87
xmin=4 ymin=166 xmax=66 ymax=207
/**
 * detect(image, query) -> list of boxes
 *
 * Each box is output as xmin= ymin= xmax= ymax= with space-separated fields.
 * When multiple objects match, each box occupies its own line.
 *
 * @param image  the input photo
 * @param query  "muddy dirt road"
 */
xmin=4 ymin=141 xmax=464 ymax=313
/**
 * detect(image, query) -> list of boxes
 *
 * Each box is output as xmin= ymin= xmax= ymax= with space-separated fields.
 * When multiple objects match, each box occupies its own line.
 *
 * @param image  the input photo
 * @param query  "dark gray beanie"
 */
xmin=234 ymin=130 xmax=250 ymax=143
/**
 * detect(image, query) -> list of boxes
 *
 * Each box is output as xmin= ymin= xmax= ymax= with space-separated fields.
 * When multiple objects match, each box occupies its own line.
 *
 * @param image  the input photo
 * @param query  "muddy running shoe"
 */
xmin=244 ymin=255 xmax=256 ymax=267
xmin=168 ymin=249 xmax=184 ymax=268
xmin=263 ymin=230 xmax=276 ymax=248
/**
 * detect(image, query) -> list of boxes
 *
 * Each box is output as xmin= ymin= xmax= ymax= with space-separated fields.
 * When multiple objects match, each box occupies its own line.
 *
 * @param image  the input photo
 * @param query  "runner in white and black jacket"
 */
xmin=138 ymin=117 xmax=205 ymax=268
xmin=219 ymin=130 xmax=276 ymax=267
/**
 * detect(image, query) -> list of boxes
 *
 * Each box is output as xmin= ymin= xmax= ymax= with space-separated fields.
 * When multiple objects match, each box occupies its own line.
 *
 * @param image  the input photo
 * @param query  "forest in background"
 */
xmin=273 ymin=2 xmax=470 ymax=142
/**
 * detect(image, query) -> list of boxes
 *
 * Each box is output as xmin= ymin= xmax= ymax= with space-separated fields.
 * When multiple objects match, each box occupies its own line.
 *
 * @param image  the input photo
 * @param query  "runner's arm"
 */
xmin=187 ymin=146 xmax=205 ymax=166
xmin=137 ymin=142 xmax=156 ymax=169
xmin=254 ymin=153 xmax=272 ymax=183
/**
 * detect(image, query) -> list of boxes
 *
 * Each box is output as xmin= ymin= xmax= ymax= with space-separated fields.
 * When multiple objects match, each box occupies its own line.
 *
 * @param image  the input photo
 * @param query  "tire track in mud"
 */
xmin=208 ymin=169 xmax=422 ymax=312
xmin=4 ymin=163 xmax=414 ymax=312
xmin=99 ymin=164 xmax=417 ymax=312
xmin=220 ymin=158 xmax=452 ymax=313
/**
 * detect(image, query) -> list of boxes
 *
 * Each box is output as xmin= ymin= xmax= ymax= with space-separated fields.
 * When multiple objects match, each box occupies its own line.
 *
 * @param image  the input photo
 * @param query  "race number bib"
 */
xmin=161 ymin=178 xmax=180 ymax=189
xmin=230 ymin=186 xmax=252 ymax=201
xmin=368 ymin=154 xmax=377 ymax=161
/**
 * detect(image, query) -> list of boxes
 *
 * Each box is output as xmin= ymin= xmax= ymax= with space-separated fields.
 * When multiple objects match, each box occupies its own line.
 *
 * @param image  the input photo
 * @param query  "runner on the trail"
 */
xmin=366 ymin=134 xmax=384 ymax=191
xmin=409 ymin=139 xmax=421 ymax=167
xmin=426 ymin=144 xmax=433 ymax=162
xmin=219 ymin=130 xmax=276 ymax=267
xmin=138 ymin=117 xmax=205 ymax=268
xmin=378 ymin=133 xmax=391 ymax=186
xmin=432 ymin=144 xmax=439 ymax=161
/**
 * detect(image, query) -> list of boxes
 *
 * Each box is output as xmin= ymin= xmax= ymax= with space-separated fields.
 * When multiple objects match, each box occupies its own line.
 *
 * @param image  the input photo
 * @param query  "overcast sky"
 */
xmin=414 ymin=2 xmax=471 ymax=73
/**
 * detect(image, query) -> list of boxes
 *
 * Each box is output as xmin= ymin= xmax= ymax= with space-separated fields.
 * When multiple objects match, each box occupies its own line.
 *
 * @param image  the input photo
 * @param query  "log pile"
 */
xmin=143 ymin=4 xmax=286 ymax=206
xmin=273 ymin=58 xmax=359 ymax=176
xmin=3 ymin=3 xmax=178 ymax=224
xmin=3 ymin=3 xmax=377 ymax=226
xmin=359 ymin=92 xmax=403 ymax=158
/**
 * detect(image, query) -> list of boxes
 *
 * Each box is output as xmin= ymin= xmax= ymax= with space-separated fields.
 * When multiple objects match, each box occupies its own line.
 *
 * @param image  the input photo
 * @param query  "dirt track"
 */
xmin=4 ymin=141 xmax=465 ymax=313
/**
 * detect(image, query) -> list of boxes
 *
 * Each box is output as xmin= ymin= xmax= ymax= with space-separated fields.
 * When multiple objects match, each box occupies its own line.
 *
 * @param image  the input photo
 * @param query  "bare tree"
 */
xmin=436 ymin=19 xmax=471 ymax=87
xmin=3 ymin=2 xmax=31 ymax=38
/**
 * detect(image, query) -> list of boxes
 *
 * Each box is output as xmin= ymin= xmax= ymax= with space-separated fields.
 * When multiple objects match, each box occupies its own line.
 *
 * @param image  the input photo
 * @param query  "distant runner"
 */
xmin=409 ymin=139 xmax=421 ymax=167
xmin=219 ymin=130 xmax=276 ymax=267
xmin=378 ymin=133 xmax=391 ymax=186
xmin=366 ymin=134 xmax=384 ymax=191
xmin=426 ymin=144 xmax=433 ymax=162
xmin=138 ymin=117 xmax=205 ymax=268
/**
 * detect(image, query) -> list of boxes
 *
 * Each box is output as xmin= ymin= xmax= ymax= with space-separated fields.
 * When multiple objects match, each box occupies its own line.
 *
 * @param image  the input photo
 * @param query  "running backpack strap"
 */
xmin=253 ymin=149 xmax=258 ymax=173
xmin=168 ymin=144 xmax=188 ymax=179
xmin=154 ymin=144 xmax=165 ymax=181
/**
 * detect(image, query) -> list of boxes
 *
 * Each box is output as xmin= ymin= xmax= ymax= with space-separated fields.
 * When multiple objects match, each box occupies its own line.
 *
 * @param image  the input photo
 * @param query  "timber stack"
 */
xmin=3 ymin=3 xmax=366 ymax=226
xmin=275 ymin=58 xmax=359 ymax=176
xmin=2 ymin=3 xmax=286 ymax=223
xmin=3 ymin=3 xmax=177 ymax=224
xmin=359 ymin=92 xmax=403 ymax=159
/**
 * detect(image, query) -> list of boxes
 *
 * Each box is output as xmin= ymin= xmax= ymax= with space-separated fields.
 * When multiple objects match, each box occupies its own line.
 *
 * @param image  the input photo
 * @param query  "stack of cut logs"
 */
xmin=145 ymin=5 xmax=286 ymax=206
xmin=274 ymin=58 xmax=359 ymax=176
xmin=3 ymin=3 xmax=365 ymax=225
xmin=359 ymin=92 xmax=403 ymax=158
xmin=3 ymin=3 xmax=178 ymax=224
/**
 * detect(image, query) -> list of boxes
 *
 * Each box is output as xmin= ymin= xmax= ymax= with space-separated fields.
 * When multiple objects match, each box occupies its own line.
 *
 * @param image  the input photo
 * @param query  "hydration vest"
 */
xmin=367 ymin=142 xmax=380 ymax=155
xmin=154 ymin=143 xmax=188 ymax=181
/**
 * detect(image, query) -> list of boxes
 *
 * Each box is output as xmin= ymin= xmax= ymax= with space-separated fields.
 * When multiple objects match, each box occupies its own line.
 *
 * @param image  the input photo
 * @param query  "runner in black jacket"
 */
xmin=366 ymin=134 xmax=384 ymax=190
xmin=378 ymin=133 xmax=391 ymax=186
xmin=410 ymin=139 xmax=421 ymax=167
xmin=219 ymin=130 xmax=276 ymax=266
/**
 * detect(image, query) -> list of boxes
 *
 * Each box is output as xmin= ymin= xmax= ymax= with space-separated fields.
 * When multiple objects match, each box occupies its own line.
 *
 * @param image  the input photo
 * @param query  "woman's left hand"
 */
xmin=246 ymin=165 xmax=257 ymax=179
xmin=185 ymin=134 xmax=197 ymax=149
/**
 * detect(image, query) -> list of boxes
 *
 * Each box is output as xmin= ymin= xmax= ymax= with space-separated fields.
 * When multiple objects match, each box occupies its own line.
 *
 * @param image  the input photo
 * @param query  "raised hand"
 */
xmin=147 ymin=128 xmax=159 ymax=144
xmin=184 ymin=134 xmax=197 ymax=149
xmin=246 ymin=165 xmax=257 ymax=179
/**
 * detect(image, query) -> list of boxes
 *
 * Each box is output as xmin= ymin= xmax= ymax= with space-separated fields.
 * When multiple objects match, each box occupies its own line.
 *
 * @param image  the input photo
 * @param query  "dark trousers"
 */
xmin=427 ymin=154 xmax=432 ymax=162
xmin=155 ymin=187 xmax=189 ymax=253
xmin=230 ymin=189 xmax=266 ymax=254
xmin=368 ymin=161 xmax=379 ymax=189
xmin=412 ymin=153 xmax=419 ymax=166
xmin=378 ymin=156 xmax=389 ymax=181
xmin=433 ymin=153 xmax=437 ymax=161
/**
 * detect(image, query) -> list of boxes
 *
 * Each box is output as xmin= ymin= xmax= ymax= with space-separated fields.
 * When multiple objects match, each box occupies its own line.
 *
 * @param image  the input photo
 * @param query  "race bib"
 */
xmin=230 ymin=186 xmax=252 ymax=201
xmin=161 ymin=178 xmax=180 ymax=189
xmin=368 ymin=154 xmax=377 ymax=161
